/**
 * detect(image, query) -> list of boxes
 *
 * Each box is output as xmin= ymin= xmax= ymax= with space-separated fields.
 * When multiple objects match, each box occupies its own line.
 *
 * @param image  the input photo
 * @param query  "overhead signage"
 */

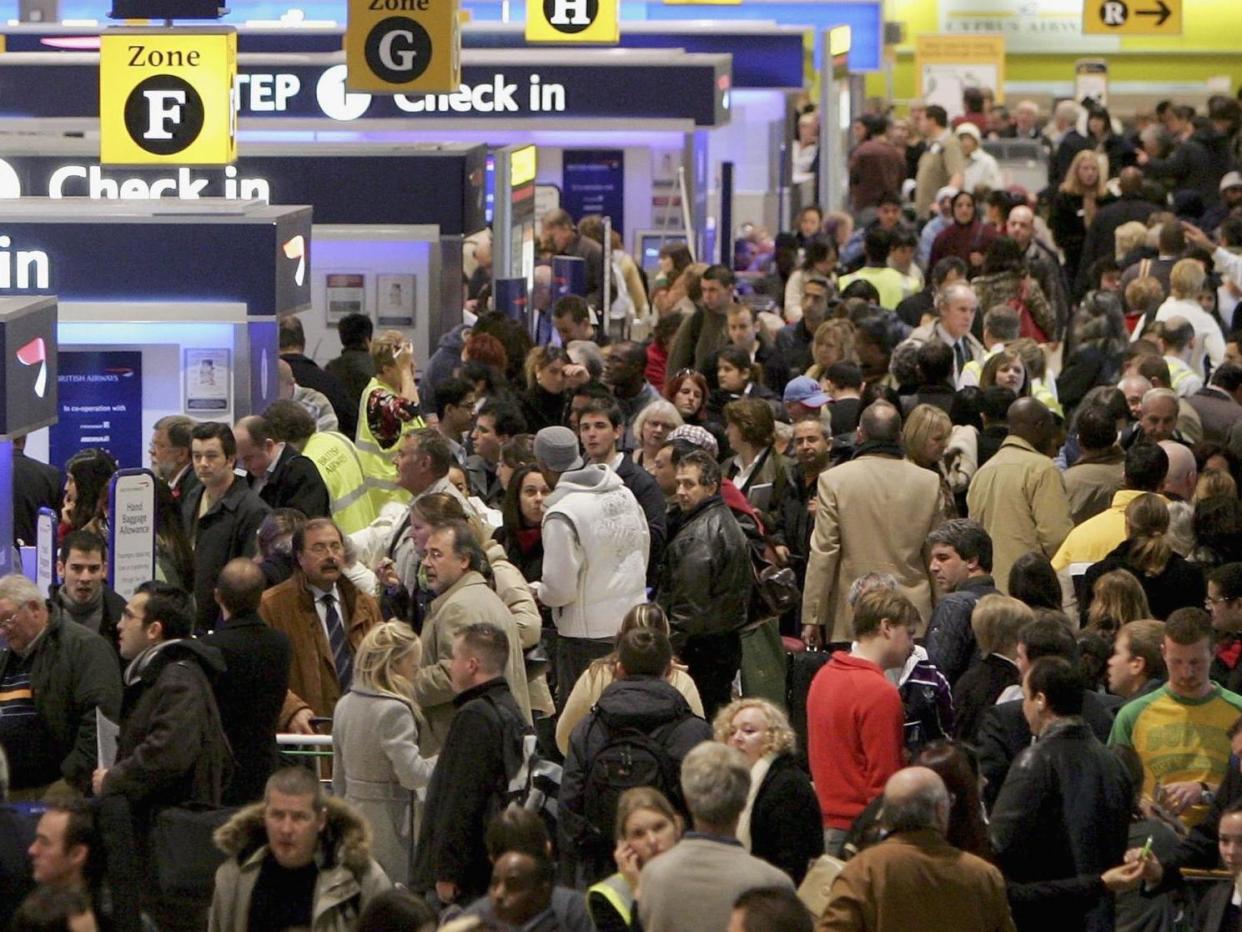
xmin=0 ymin=296 xmax=59 ymax=439
xmin=49 ymin=350 xmax=143 ymax=470
xmin=1 ymin=24 xmax=803 ymax=89
xmin=525 ymin=0 xmax=620 ymax=44
xmin=0 ymin=209 xmax=311 ymax=315
xmin=99 ymin=27 xmax=237 ymax=166
xmin=345 ymin=0 xmax=461 ymax=92
xmin=0 ymin=57 xmax=730 ymax=128
xmin=0 ymin=149 xmax=487 ymax=232
xmin=1082 ymin=0 xmax=1181 ymax=34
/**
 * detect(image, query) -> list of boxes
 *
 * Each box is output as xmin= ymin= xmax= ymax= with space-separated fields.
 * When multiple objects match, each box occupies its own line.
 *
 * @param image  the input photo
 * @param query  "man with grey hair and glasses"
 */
xmin=0 ymin=574 xmax=120 ymax=798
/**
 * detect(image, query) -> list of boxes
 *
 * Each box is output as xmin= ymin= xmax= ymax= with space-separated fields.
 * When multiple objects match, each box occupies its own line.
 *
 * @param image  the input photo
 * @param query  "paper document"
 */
xmin=96 ymin=708 xmax=119 ymax=769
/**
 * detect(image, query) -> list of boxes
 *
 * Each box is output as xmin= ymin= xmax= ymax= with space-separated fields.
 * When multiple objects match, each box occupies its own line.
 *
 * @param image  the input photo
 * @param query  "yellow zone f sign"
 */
xmin=525 ymin=0 xmax=619 ymax=43
xmin=346 ymin=0 xmax=461 ymax=93
xmin=100 ymin=27 xmax=237 ymax=166
xmin=1083 ymin=0 xmax=1182 ymax=34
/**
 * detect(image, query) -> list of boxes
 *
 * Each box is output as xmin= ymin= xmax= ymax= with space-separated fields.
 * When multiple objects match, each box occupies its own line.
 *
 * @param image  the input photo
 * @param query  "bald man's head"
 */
xmin=1005 ymin=206 xmax=1035 ymax=249
xmin=1008 ymin=397 xmax=1055 ymax=454
xmin=881 ymin=767 xmax=950 ymax=835
xmin=858 ymin=401 xmax=903 ymax=444
xmin=215 ymin=557 xmax=267 ymax=618
xmin=1158 ymin=439 xmax=1197 ymax=501
xmin=1118 ymin=166 xmax=1144 ymax=196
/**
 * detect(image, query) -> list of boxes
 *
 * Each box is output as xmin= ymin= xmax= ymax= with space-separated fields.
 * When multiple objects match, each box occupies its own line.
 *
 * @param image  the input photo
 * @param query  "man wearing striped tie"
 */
xmin=260 ymin=517 xmax=383 ymax=735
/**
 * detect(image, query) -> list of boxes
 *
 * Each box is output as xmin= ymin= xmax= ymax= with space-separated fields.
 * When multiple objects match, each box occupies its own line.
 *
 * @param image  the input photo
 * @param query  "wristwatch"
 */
xmin=1201 ymin=781 xmax=1216 ymax=805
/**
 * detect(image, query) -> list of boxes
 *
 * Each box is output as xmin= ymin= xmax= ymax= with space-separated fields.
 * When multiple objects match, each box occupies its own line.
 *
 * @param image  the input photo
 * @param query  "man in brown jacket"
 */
xmin=259 ymin=518 xmax=382 ymax=734
xmin=967 ymin=398 xmax=1074 ymax=595
xmin=818 ymin=767 xmax=1016 ymax=932
xmin=801 ymin=402 xmax=941 ymax=644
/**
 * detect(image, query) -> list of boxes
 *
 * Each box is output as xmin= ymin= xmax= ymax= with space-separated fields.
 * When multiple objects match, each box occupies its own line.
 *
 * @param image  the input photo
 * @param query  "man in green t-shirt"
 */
xmin=1110 ymin=608 xmax=1242 ymax=827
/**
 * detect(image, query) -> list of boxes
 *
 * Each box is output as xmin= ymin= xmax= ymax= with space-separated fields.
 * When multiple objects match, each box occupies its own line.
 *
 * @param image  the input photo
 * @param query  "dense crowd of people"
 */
xmin=9 ymin=84 xmax=1242 ymax=932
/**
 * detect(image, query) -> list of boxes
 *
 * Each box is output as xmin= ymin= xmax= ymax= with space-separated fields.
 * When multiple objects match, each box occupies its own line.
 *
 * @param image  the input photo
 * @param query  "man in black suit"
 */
xmin=978 ymin=614 xmax=1122 ymax=811
xmin=11 ymin=434 xmax=60 ymax=547
xmin=201 ymin=558 xmax=292 ymax=805
xmin=149 ymin=414 xmax=199 ymax=504
xmin=234 ymin=414 xmax=330 ymax=519
xmin=279 ymin=315 xmax=356 ymax=439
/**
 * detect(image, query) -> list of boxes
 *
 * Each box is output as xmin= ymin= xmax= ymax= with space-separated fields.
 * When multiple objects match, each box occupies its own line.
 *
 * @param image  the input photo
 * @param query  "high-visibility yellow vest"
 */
xmin=354 ymin=377 xmax=423 ymax=515
xmin=1167 ymin=357 xmax=1197 ymax=395
xmin=302 ymin=431 xmax=377 ymax=535
xmin=587 ymin=874 xmax=633 ymax=927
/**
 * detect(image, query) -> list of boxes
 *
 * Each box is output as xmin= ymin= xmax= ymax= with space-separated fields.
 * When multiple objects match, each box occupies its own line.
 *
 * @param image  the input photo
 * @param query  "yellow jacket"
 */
xmin=1052 ymin=489 xmax=1168 ymax=573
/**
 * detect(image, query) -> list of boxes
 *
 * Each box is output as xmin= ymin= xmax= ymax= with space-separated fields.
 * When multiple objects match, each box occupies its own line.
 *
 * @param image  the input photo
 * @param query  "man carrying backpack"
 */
xmin=558 ymin=628 xmax=712 ymax=886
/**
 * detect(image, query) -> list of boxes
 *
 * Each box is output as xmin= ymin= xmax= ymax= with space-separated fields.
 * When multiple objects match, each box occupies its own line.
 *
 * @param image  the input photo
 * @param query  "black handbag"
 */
xmin=150 ymin=804 xmax=238 ymax=897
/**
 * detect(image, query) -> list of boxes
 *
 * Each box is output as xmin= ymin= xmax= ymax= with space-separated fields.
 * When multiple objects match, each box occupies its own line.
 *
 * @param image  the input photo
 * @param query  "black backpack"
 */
xmin=581 ymin=711 xmax=683 ymax=850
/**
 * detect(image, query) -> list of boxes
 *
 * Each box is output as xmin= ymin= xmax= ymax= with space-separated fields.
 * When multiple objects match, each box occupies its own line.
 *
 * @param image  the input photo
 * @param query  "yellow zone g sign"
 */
xmin=1083 ymin=0 xmax=1182 ymax=34
xmin=525 ymin=0 xmax=619 ymax=43
xmin=346 ymin=0 xmax=461 ymax=93
xmin=100 ymin=27 xmax=236 ymax=166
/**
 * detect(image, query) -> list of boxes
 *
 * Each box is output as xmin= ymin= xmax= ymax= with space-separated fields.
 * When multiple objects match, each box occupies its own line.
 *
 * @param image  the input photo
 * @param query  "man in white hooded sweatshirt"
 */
xmin=532 ymin=426 xmax=649 ymax=702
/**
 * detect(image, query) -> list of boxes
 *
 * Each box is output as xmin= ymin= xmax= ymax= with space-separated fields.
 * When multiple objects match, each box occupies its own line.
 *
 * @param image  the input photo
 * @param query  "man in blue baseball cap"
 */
xmin=783 ymin=376 xmax=830 ymax=423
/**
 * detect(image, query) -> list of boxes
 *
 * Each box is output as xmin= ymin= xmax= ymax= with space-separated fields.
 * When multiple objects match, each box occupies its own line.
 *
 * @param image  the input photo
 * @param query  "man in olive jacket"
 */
xmin=0 ymin=574 xmax=121 ymax=795
xmin=658 ymin=450 xmax=752 ymax=719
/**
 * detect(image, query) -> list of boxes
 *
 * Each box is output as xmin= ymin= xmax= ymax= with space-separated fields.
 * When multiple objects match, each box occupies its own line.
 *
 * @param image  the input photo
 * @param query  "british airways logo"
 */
xmin=16 ymin=336 xmax=47 ymax=398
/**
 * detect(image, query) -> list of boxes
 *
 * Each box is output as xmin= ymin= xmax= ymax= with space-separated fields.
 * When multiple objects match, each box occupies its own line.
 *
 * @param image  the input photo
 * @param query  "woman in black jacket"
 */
xmin=713 ymin=697 xmax=823 ymax=884
xmin=1081 ymin=492 xmax=1206 ymax=622
xmin=519 ymin=345 xmax=571 ymax=433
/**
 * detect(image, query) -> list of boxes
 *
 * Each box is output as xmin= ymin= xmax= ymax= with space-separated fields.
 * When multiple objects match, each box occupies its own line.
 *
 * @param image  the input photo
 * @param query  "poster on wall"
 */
xmin=915 ymin=35 xmax=1006 ymax=118
xmin=184 ymin=348 xmax=231 ymax=414
xmin=325 ymin=273 xmax=367 ymax=325
xmin=377 ymin=274 xmax=416 ymax=327
xmin=562 ymin=150 xmax=625 ymax=236
xmin=49 ymin=350 xmax=143 ymax=469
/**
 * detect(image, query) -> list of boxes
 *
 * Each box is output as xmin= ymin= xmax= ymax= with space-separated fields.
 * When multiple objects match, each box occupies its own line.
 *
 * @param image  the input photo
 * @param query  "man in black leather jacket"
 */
xmin=658 ymin=450 xmax=753 ymax=719
xmin=990 ymin=657 xmax=1132 ymax=931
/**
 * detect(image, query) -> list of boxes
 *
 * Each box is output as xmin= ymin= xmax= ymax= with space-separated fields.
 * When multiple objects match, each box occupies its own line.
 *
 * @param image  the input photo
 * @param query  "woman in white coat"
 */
xmin=332 ymin=622 xmax=436 ymax=886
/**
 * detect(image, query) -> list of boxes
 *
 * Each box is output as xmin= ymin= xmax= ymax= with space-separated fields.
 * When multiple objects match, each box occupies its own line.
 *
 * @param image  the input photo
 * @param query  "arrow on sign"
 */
xmin=1136 ymin=0 xmax=1171 ymax=25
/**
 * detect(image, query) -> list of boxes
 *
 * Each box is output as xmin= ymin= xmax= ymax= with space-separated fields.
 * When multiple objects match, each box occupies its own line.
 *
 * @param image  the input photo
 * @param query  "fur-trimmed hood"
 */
xmin=213 ymin=795 xmax=374 ymax=874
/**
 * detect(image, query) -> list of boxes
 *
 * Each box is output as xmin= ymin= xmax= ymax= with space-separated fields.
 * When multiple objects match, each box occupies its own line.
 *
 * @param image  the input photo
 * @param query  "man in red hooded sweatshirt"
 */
xmin=807 ymin=587 xmax=916 ymax=856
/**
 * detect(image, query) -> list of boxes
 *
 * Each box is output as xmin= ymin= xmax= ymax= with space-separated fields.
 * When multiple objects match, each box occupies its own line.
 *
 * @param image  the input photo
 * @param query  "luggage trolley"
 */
xmin=277 ymin=717 xmax=334 ymax=790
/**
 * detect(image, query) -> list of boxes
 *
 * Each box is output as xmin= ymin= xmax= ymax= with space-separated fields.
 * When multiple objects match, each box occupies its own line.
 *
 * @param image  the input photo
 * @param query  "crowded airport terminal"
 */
xmin=3 ymin=0 xmax=1242 ymax=928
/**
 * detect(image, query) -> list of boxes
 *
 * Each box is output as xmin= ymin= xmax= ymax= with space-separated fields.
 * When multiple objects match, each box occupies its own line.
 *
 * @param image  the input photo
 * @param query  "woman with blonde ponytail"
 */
xmin=1081 ymin=492 xmax=1205 ymax=621
xmin=332 ymin=621 xmax=437 ymax=885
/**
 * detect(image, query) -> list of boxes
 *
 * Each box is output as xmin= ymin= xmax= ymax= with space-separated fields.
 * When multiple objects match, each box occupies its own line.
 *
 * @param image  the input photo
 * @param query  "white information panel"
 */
xmin=108 ymin=469 xmax=157 ymax=601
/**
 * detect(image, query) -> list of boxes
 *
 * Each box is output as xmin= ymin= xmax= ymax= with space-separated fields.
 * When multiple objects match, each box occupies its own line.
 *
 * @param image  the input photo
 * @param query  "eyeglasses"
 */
xmin=307 ymin=542 xmax=344 ymax=556
xmin=1206 ymin=595 xmax=1232 ymax=606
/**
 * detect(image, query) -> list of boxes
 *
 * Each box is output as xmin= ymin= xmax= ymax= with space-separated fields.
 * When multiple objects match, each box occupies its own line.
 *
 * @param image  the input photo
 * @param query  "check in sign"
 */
xmin=100 ymin=27 xmax=237 ymax=166
xmin=346 ymin=0 xmax=461 ymax=93
xmin=525 ymin=0 xmax=619 ymax=43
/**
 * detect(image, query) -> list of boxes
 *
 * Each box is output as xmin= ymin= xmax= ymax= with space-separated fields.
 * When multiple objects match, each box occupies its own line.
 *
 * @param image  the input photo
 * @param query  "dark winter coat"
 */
xmin=559 ymin=676 xmax=712 ymax=883
xmin=183 ymin=477 xmax=271 ymax=633
xmin=749 ymin=751 xmax=824 ymax=885
xmin=411 ymin=677 xmax=530 ymax=900
xmin=201 ymin=611 xmax=293 ymax=806
xmin=0 ymin=610 xmax=121 ymax=791
xmin=103 ymin=638 xmax=233 ymax=810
